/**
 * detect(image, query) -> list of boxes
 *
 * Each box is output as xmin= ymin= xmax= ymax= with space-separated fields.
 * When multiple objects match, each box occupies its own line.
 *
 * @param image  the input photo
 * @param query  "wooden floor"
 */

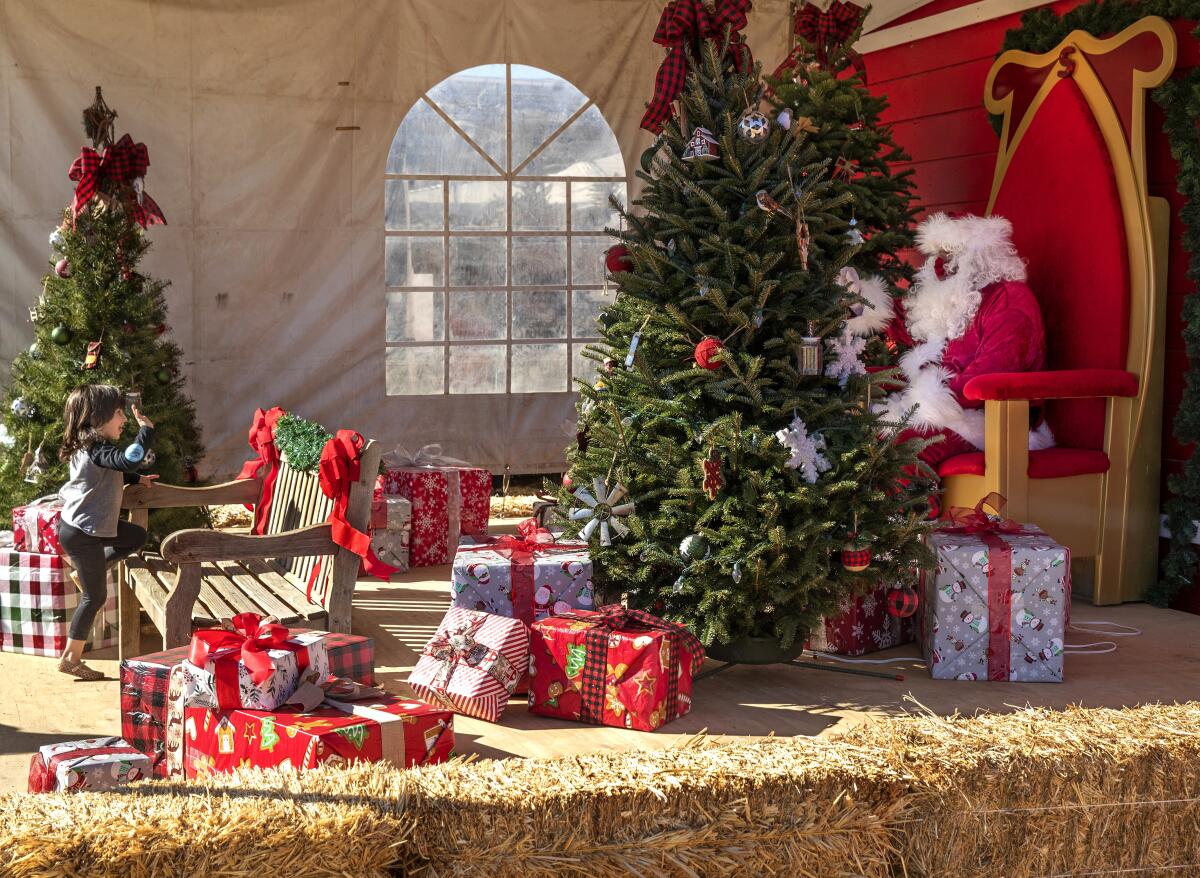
xmin=2 ymin=517 xmax=1199 ymax=790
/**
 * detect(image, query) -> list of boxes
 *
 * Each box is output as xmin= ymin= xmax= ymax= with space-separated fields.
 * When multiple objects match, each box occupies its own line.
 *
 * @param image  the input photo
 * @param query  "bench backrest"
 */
xmin=261 ymin=457 xmax=337 ymax=607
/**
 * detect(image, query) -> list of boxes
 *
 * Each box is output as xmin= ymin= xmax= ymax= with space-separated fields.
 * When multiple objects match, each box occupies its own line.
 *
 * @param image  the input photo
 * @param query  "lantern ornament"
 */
xmin=797 ymin=320 xmax=822 ymax=376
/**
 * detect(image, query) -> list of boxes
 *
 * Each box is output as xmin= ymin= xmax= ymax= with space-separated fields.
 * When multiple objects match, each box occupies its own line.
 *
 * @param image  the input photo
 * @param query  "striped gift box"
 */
xmin=0 ymin=548 xmax=116 ymax=657
xmin=408 ymin=607 xmax=528 ymax=723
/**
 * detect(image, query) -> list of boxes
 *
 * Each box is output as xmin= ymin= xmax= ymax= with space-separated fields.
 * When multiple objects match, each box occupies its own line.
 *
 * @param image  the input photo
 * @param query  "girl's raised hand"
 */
xmin=131 ymin=404 xmax=154 ymax=429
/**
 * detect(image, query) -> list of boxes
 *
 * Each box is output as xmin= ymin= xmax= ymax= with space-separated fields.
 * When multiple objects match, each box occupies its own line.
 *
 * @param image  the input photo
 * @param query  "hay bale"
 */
xmin=3 ymin=703 xmax=1199 ymax=877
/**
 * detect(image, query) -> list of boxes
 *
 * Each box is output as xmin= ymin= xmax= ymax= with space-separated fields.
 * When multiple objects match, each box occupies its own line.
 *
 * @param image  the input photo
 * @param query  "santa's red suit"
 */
xmin=878 ymin=213 xmax=1053 ymax=469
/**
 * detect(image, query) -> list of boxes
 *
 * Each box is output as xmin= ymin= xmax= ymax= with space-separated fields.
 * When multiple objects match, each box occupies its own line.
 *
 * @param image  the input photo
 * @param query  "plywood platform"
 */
xmin=2 ymin=523 xmax=1198 ymax=792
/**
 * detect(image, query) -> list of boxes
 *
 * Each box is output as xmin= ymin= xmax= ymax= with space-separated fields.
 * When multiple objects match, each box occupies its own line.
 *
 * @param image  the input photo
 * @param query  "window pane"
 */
xmin=513 ymin=343 xmax=568 ymax=393
xmin=386 ymin=346 xmax=444 ymax=395
xmin=570 ymin=235 xmax=608 ymax=285
xmin=513 ymin=290 xmax=566 ymax=339
xmin=387 ymin=99 xmax=498 ymax=176
xmin=426 ymin=64 xmax=507 ymax=170
xmin=386 ymin=291 xmax=444 ymax=341
xmin=521 ymin=105 xmax=625 ymax=177
xmin=386 ymin=180 xmax=443 ymax=231
xmin=449 ymin=180 xmax=506 ymax=231
xmin=386 ymin=236 xmax=443 ymax=286
xmin=571 ymin=288 xmax=609 ymax=338
xmin=449 ymin=345 xmax=506 ymax=394
xmin=449 ymin=236 xmax=507 ymax=287
xmin=510 ymin=65 xmax=588 ymax=171
xmin=513 ymin=181 xmax=565 ymax=231
xmin=571 ymin=181 xmax=626 ymax=231
xmin=449 ymin=291 xmax=507 ymax=340
xmin=513 ymin=236 xmax=566 ymax=285
xmin=572 ymin=343 xmax=602 ymax=385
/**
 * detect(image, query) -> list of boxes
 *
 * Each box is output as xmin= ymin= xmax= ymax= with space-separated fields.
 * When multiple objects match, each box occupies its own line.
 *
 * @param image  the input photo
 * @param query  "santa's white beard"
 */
xmin=904 ymin=260 xmax=982 ymax=343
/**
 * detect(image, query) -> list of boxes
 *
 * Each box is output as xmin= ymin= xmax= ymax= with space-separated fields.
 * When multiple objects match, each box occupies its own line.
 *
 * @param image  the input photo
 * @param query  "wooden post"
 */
xmin=118 ymin=507 xmax=150 ymax=659
xmin=983 ymin=399 xmax=1029 ymax=521
xmin=163 ymin=563 xmax=202 ymax=650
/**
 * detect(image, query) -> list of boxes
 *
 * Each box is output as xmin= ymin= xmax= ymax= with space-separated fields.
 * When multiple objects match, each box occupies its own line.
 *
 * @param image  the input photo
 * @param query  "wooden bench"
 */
xmin=118 ymin=440 xmax=381 ymax=657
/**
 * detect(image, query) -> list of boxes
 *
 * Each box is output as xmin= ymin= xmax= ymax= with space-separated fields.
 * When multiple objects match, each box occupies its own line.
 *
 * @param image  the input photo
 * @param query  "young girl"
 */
xmin=56 ymin=384 xmax=158 ymax=680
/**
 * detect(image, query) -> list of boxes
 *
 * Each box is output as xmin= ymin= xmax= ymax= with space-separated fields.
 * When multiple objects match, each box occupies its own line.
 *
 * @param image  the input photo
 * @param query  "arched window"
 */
xmin=384 ymin=64 xmax=628 ymax=395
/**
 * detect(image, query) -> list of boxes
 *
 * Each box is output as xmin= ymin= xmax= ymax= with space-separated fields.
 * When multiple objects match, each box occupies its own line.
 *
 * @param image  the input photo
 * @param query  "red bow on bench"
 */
xmin=319 ymin=430 xmax=395 ymax=583
xmin=235 ymin=406 xmax=285 ymax=535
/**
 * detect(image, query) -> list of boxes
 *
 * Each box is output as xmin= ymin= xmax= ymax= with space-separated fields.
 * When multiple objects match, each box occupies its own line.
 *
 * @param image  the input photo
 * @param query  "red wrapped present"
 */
xmin=120 ymin=629 xmax=374 ymax=776
xmin=408 ymin=607 xmax=528 ymax=722
xmin=378 ymin=445 xmax=491 ymax=567
xmin=528 ymin=605 xmax=704 ymax=731
xmin=12 ymin=495 xmax=64 ymax=556
xmin=169 ymin=675 xmax=454 ymax=778
xmin=809 ymin=583 xmax=916 ymax=656
xmin=28 ymin=736 xmax=152 ymax=793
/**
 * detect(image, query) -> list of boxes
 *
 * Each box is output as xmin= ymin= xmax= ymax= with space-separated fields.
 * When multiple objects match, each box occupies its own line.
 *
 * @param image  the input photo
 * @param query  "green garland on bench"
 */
xmin=994 ymin=1 xmax=1200 ymax=605
xmin=273 ymin=412 xmax=332 ymax=473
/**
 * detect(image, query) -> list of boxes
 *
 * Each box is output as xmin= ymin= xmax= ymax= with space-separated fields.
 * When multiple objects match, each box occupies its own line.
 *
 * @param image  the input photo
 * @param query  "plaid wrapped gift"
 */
xmin=121 ymin=629 xmax=374 ymax=775
xmin=12 ymin=495 xmax=65 ymax=556
xmin=528 ymin=606 xmax=704 ymax=731
xmin=1 ymin=548 xmax=116 ymax=657
xmin=809 ymin=583 xmax=916 ymax=656
xmin=28 ymin=736 xmax=152 ymax=793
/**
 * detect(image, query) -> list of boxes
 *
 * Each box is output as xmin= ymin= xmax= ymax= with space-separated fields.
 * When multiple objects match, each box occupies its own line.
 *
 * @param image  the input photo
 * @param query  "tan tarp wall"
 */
xmin=0 ymin=0 xmax=791 ymax=477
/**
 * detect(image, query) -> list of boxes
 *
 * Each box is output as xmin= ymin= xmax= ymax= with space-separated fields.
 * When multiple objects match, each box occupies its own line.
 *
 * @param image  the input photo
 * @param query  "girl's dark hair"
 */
xmin=60 ymin=384 xmax=125 ymax=460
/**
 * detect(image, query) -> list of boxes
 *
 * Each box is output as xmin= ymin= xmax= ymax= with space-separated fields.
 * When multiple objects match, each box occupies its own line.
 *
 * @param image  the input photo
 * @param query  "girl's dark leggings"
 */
xmin=57 ymin=519 xmax=147 ymax=641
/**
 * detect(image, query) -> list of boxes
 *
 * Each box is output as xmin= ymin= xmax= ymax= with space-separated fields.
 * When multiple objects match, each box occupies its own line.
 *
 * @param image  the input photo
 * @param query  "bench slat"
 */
xmin=239 ymin=557 xmax=327 ymax=622
xmin=195 ymin=563 xmax=242 ymax=624
xmin=213 ymin=559 xmax=304 ymax=625
xmin=125 ymin=557 xmax=171 ymax=624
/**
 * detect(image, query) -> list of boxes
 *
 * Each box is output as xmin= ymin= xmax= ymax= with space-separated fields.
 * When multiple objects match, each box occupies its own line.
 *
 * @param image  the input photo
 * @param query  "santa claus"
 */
xmin=880 ymin=212 xmax=1053 ymax=468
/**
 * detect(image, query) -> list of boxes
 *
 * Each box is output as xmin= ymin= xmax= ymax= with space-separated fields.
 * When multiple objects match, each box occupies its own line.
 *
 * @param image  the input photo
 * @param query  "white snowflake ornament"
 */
xmin=774 ymin=416 xmax=830 ymax=484
xmin=825 ymin=328 xmax=867 ymax=387
xmin=570 ymin=478 xmax=636 ymax=546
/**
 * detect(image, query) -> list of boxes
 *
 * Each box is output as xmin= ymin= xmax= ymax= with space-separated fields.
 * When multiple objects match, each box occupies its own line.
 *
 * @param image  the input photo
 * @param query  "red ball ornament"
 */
xmin=693 ymin=337 xmax=725 ymax=370
xmin=122 ymin=322 xmax=136 ymax=335
xmin=605 ymin=244 xmax=633 ymax=274
xmin=155 ymin=323 xmax=168 ymax=335
xmin=886 ymin=585 xmax=919 ymax=618
xmin=562 ymin=473 xmax=573 ymax=489
xmin=55 ymin=258 xmax=71 ymax=278
xmin=840 ymin=541 xmax=872 ymax=572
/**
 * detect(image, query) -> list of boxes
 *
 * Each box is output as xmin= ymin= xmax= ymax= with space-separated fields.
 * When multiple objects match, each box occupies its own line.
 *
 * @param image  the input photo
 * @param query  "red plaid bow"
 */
xmin=941 ymin=493 xmax=1031 ymax=536
xmin=68 ymin=133 xmax=167 ymax=228
xmin=640 ymin=0 xmax=754 ymax=134
xmin=773 ymin=0 xmax=868 ymax=83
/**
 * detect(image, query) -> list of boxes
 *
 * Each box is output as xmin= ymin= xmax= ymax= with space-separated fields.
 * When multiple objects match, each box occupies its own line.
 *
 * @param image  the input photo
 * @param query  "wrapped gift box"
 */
xmin=1 ymin=547 xmax=116 ymax=657
xmin=13 ymin=496 xmax=64 ymax=557
xmin=528 ymin=606 xmax=704 ymax=731
xmin=923 ymin=522 xmax=1070 ymax=682
xmin=451 ymin=534 xmax=594 ymax=626
xmin=809 ymin=584 xmax=916 ymax=656
xmin=367 ymin=490 xmax=412 ymax=574
xmin=408 ymin=607 xmax=528 ymax=722
xmin=28 ymin=737 xmax=152 ymax=793
xmin=120 ymin=629 xmax=374 ymax=776
xmin=378 ymin=455 xmax=492 ymax=567
xmin=169 ymin=671 xmax=454 ymax=778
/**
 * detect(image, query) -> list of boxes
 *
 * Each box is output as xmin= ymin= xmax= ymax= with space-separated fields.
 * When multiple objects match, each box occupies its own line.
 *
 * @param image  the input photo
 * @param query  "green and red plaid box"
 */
xmin=120 ymin=628 xmax=374 ymax=776
xmin=1 ymin=547 xmax=115 ymax=657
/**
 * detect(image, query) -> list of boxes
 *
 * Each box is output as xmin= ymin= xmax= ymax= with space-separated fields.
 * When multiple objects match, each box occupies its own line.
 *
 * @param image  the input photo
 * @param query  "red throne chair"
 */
xmin=939 ymin=17 xmax=1177 ymax=604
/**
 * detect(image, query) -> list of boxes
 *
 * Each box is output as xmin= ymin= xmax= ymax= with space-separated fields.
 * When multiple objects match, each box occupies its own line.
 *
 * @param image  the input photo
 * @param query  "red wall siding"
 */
xmin=864 ymin=4 xmax=1199 ymax=606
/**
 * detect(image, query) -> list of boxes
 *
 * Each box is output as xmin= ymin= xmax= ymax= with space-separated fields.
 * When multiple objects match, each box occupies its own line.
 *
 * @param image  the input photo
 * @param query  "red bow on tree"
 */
xmin=68 ymin=133 xmax=167 ymax=228
xmin=640 ymin=0 xmax=754 ymax=134
xmin=773 ymin=0 xmax=868 ymax=83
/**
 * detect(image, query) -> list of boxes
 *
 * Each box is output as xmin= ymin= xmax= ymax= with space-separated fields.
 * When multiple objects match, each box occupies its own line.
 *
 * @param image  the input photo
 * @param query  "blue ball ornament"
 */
xmin=123 ymin=443 xmax=146 ymax=464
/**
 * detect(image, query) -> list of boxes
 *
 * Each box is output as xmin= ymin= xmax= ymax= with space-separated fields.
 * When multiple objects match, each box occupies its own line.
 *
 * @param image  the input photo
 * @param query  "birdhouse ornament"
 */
xmin=683 ymin=127 xmax=720 ymax=161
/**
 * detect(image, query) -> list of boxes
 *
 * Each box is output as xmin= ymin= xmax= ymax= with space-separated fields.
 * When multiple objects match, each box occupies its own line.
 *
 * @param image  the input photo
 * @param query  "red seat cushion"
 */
xmin=938 ymin=448 xmax=1111 ymax=479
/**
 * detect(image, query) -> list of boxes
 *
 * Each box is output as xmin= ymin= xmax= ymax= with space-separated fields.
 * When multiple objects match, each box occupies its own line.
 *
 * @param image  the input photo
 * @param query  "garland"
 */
xmin=273 ymin=412 xmax=332 ymax=473
xmin=997 ymin=1 xmax=1200 ymax=605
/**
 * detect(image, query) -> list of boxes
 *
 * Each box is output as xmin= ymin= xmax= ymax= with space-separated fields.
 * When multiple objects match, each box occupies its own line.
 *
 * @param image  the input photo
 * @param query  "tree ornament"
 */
xmin=797 ymin=321 xmax=822 ymax=376
xmin=887 ymin=585 xmax=919 ymax=618
xmin=49 ymin=227 xmax=65 ymax=249
xmin=605 ymin=245 xmax=633 ymax=274
xmin=24 ymin=441 xmax=49 ymax=484
xmin=825 ymin=328 xmax=866 ymax=387
xmin=795 ymin=216 xmax=812 ymax=270
xmin=570 ymin=478 xmax=635 ymax=546
xmin=753 ymin=308 xmax=764 ymax=329
xmin=775 ymin=415 xmax=830 ymax=483
xmin=693 ymin=337 xmax=726 ymax=370
xmin=10 ymin=398 xmax=36 ymax=419
xmin=776 ymin=107 xmax=793 ymax=130
xmin=731 ymin=561 xmax=743 ymax=583
xmin=793 ymin=115 xmax=820 ymax=134
xmin=682 ymin=127 xmax=720 ymax=161
xmin=83 ymin=340 xmax=102 ymax=370
xmin=562 ymin=473 xmax=573 ymax=489
xmin=755 ymin=189 xmax=788 ymax=217
xmin=121 ymin=268 xmax=134 ymax=281
xmin=156 ymin=323 xmax=168 ymax=335
xmin=847 ymin=216 xmax=864 ymax=245
xmin=679 ymin=533 xmax=708 ymax=561
xmin=122 ymin=321 xmax=136 ymax=335
xmin=624 ymin=325 xmax=644 ymax=368
xmin=55 ymin=258 xmax=71 ymax=278
xmin=51 ymin=324 xmax=73 ymax=345
xmin=666 ymin=238 xmax=676 ymax=255
xmin=142 ymin=449 xmax=157 ymax=467
xmin=28 ymin=306 xmax=42 ymax=324
xmin=736 ymin=108 xmax=770 ymax=143
xmin=672 ymin=575 xmax=685 ymax=593
xmin=182 ymin=455 xmax=199 ymax=483
xmin=840 ymin=538 xmax=872 ymax=572
xmin=602 ymin=357 xmax=616 ymax=373
xmin=702 ymin=449 xmax=723 ymax=500
xmin=27 ymin=342 xmax=42 ymax=360
xmin=155 ymin=367 xmax=172 ymax=384
xmin=833 ymin=155 xmax=858 ymax=180
xmin=19 ymin=436 xmax=33 ymax=476
xmin=124 ymin=390 xmax=142 ymax=411
xmin=639 ymin=139 xmax=662 ymax=173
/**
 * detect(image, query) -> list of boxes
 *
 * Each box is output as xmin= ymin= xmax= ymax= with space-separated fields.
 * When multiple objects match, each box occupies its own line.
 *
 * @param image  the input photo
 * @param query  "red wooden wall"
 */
xmin=862 ymin=1 xmax=1200 ymax=608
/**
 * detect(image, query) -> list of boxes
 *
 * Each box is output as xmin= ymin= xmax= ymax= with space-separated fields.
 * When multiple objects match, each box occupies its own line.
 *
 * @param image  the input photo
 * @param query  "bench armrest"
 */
xmin=124 ymin=477 xmax=263 ymax=510
xmin=161 ymin=523 xmax=335 ymax=564
xmin=964 ymin=369 xmax=1138 ymax=402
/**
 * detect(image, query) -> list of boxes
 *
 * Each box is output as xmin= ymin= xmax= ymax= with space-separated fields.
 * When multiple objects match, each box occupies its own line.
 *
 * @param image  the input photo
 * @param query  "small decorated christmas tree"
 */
xmin=560 ymin=34 xmax=933 ymax=654
xmin=0 ymin=88 xmax=204 ymax=517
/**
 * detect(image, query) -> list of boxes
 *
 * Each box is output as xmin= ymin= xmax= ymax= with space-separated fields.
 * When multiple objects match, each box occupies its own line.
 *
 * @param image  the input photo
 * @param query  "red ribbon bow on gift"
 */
xmin=516 ymin=517 xmax=555 ymax=545
xmin=555 ymin=604 xmax=706 ymax=664
xmin=640 ymin=0 xmax=753 ymax=134
xmin=477 ymin=527 xmax=586 ymax=625
xmin=68 ymin=133 xmax=167 ymax=228
xmin=773 ymin=1 xmax=868 ymax=83
xmin=188 ymin=613 xmax=291 ymax=686
xmin=319 ymin=430 xmax=395 ymax=583
xmin=941 ymin=493 xmax=1031 ymax=536
xmin=235 ymin=406 xmax=285 ymax=534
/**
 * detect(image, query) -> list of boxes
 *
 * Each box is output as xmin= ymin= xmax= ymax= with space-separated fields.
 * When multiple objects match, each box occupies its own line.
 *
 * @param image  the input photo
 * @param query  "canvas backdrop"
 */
xmin=0 ymin=0 xmax=793 ymax=477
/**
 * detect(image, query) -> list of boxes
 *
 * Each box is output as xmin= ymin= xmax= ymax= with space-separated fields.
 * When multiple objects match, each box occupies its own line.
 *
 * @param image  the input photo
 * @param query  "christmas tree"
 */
xmin=0 ymin=88 xmax=204 ymax=523
xmin=560 ymin=39 xmax=933 ymax=653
